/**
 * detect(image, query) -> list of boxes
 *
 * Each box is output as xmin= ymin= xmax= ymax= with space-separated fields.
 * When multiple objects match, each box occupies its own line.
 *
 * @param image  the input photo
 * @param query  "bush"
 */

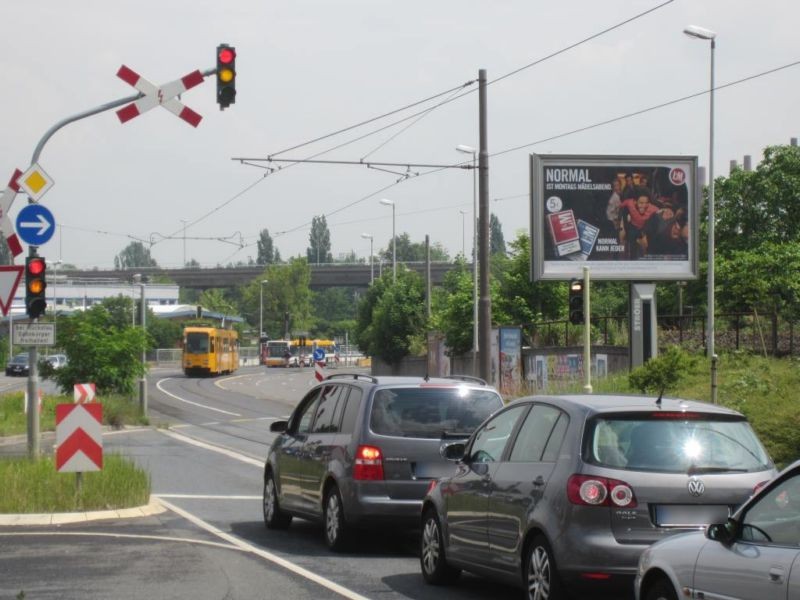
xmin=628 ymin=346 xmax=697 ymax=395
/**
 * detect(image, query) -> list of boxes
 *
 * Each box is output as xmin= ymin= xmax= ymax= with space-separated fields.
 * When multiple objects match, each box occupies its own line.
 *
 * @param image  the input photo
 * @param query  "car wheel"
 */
xmin=263 ymin=471 xmax=292 ymax=529
xmin=323 ymin=485 xmax=350 ymax=551
xmin=420 ymin=508 xmax=461 ymax=585
xmin=644 ymin=578 xmax=678 ymax=600
xmin=525 ymin=535 xmax=565 ymax=600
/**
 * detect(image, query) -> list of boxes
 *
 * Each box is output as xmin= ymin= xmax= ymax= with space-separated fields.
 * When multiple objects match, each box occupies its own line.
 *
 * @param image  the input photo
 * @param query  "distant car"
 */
xmin=45 ymin=354 xmax=67 ymax=369
xmin=263 ymin=373 xmax=504 ymax=551
xmin=635 ymin=459 xmax=800 ymax=600
xmin=420 ymin=394 xmax=777 ymax=599
xmin=5 ymin=353 xmax=30 ymax=377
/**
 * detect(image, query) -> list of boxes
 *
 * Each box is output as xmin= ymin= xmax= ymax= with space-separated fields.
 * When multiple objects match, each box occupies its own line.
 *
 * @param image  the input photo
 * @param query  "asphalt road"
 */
xmin=0 ymin=366 xmax=528 ymax=600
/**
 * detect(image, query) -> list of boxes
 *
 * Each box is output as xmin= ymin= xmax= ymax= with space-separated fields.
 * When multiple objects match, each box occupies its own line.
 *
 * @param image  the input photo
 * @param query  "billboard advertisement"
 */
xmin=531 ymin=154 xmax=699 ymax=281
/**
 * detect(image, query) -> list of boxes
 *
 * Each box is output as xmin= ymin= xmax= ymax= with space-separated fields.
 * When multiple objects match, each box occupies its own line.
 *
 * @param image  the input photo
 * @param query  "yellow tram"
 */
xmin=182 ymin=326 xmax=239 ymax=377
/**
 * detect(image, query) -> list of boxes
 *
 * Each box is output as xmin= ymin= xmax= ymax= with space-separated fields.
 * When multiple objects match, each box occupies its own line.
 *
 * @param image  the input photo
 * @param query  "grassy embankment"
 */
xmin=0 ymin=392 xmax=150 ymax=513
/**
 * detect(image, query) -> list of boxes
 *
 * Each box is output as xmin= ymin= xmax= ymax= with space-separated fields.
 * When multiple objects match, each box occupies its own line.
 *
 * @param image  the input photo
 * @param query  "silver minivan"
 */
xmin=263 ymin=373 xmax=504 ymax=551
xmin=420 ymin=394 xmax=777 ymax=599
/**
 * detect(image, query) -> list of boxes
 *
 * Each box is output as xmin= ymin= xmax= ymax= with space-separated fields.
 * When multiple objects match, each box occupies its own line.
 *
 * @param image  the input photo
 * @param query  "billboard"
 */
xmin=531 ymin=154 xmax=699 ymax=281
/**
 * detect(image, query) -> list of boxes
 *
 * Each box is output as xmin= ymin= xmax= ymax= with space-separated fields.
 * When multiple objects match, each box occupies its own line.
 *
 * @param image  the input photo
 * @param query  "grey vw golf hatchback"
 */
xmin=420 ymin=394 xmax=776 ymax=599
xmin=263 ymin=373 xmax=504 ymax=551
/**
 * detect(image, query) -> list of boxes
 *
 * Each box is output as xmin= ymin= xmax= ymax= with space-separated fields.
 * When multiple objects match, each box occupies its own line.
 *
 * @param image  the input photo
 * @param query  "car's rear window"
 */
xmin=585 ymin=413 xmax=772 ymax=473
xmin=369 ymin=387 xmax=503 ymax=438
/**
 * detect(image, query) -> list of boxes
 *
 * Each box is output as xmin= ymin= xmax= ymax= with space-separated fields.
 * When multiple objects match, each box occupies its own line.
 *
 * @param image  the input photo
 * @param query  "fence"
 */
xmin=528 ymin=312 xmax=799 ymax=356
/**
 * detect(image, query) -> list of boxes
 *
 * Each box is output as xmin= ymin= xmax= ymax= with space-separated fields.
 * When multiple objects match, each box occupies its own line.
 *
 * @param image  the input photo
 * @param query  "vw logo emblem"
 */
xmin=687 ymin=478 xmax=705 ymax=497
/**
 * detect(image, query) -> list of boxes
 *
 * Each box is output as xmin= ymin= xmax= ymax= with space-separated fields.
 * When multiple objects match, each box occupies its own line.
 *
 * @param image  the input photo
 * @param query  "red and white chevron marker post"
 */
xmin=0 ymin=169 xmax=24 ymax=258
xmin=74 ymin=382 xmax=96 ymax=404
xmin=56 ymin=403 xmax=103 ymax=473
xmin=115 ymin=65 xmax=204 ymax=128
xmin=314 ymin=361 xmax=325 ymax=383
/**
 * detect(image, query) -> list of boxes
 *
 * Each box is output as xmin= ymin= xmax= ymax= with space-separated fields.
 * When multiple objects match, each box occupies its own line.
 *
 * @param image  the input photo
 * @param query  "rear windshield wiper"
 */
xmin=687 ymin=465 xmax=749 ymax=475
xmin=440 ymin=430 xmax=471 ymax=439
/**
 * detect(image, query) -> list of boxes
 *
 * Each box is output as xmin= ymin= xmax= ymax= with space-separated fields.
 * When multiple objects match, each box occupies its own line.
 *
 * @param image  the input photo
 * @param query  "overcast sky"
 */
xmin=1 ymin=0 xmax=797 ymax=270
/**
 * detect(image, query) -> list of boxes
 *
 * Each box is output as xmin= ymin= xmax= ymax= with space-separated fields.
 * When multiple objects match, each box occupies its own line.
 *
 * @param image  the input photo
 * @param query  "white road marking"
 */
xmin=156 ymin=378 xmax=241 ymax=416
xmin=159 ymin=429 xmax=263 ymax=467
xmin=158 ymin=497 xmax=372 ymax=600
xmin=0 ymin=531 xmax=243 ymax=551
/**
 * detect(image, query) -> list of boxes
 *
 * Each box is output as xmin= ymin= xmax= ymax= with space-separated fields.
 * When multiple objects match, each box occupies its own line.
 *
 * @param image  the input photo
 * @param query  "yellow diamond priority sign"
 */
xmin=18 ymin=163 xmax=54 ymax=201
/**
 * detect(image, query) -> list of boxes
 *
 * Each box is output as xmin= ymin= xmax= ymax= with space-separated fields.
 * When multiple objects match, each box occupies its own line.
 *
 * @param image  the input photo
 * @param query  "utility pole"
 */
xmin=478 ymin=69 xmax=492 ymax=383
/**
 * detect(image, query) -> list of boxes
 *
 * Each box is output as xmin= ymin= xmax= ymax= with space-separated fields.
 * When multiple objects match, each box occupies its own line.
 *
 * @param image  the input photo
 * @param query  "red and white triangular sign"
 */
xmin=0 ymin=265 xmax=23 ymax=316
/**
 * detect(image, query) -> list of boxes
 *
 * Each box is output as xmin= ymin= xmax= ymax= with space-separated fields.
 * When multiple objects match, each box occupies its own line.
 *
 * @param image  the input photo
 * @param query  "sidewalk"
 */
xmin=0 ymin=497 xmax=166 ymax=526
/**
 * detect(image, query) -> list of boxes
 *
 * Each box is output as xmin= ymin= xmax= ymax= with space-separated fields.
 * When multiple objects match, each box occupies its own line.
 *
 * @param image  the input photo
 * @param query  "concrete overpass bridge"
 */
xmin=61 ymin=262 xmax=460 ymax=290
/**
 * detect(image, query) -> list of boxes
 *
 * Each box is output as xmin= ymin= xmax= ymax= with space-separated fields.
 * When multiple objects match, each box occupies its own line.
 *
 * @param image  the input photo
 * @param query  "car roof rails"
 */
xmin=324 ymin=373 xmax=379 ymax=384
xmin=441 ymin=375 xmax=488 ymax=386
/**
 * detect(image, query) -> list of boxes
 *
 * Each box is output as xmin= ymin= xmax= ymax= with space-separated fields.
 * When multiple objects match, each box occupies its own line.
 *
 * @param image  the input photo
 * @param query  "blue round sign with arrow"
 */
xmin=313 ymin=347 xmax=325 ymax=362
xmin=16 ymin=204 xmax=56 ymax=246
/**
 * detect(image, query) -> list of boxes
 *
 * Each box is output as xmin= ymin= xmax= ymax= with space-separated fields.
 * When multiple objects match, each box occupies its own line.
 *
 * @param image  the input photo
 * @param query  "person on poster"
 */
xmin=604 ymin=179 xmax=622 ymax=236
xmin=618 ymin=189 xmax=659 ymax=259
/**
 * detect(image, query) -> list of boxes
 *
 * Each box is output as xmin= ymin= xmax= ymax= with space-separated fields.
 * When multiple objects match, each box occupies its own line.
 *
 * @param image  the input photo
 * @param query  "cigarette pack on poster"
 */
xmin=547 ymin=210 xmax=581 ymax=257
xmin=570 ymin=219 xmax=600 ymax=260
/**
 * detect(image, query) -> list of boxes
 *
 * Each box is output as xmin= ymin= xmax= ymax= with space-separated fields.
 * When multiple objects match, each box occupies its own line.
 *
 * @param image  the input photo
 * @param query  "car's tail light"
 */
xmin=353 ymin=445 xmax=384 ymax=480
xmin=567 ymin=474 xmax=637 ymax=508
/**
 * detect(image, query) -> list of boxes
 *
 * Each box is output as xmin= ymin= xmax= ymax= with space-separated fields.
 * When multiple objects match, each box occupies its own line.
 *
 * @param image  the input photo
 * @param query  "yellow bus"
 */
xmin=183 ymin=326 xmax=239 ymax=377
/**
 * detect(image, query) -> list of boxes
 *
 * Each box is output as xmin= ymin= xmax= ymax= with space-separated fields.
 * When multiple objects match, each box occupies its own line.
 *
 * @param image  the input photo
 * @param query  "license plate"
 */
xmin=654 ymin=504 xmax=730 ymax=526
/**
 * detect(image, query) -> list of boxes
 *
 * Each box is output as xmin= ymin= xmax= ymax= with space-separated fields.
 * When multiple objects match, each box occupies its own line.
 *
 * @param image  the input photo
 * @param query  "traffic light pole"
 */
xmin=22 ymin=66 xmax=218 ymax=458
xmin=582 ymin=266 xmax=592 ymax=393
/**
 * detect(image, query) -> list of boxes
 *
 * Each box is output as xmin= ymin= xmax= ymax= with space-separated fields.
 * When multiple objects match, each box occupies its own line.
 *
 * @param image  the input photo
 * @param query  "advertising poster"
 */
xmin=498 ymin=327 xmax=522 ymax=395
xmin=531 ymin=155 xmax=698 ymax=281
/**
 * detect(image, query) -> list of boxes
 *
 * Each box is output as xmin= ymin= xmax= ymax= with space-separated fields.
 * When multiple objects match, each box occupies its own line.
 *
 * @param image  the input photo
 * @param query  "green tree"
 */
xmin=381 ymin=233 xmax=449 ymax=262
xmin=257 ymin=229 xmax=281 ymax=265
xmin=49 ymin=301 xmax=148 ymax=395
xmin=716 ymin=144 xmax=800 ymax=255
xmin=198 ymin=289 xmax=238 ymax=316
xmin=431 ymin=259 xmax=474 ymax=355
xmin=355 ymin=268 xmax=426 ymax=368
xmin=490 ymin=213 xmax=506 ymax=256
xmin=114 ymin=242 xmax=158 ymax=270
xmin=241 ymin=259 xmax=313 ymax=338
xmin=307 ymin=216 xmax=332 ymax=264
xmin=313 ymin=287 xmax=358 ymax=337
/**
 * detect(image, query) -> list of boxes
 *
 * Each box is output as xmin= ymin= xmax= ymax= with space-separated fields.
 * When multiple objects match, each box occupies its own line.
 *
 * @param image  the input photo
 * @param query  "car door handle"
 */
xmin=769 ymin=567 xmax=785 ymax=583
xmin=532 ymin=476 xmax=545 ymax=486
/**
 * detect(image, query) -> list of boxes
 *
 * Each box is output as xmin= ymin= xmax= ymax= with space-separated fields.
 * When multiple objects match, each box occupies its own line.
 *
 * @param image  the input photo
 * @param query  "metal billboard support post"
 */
xmin=583 ymin=266 xmax=592 ymax=393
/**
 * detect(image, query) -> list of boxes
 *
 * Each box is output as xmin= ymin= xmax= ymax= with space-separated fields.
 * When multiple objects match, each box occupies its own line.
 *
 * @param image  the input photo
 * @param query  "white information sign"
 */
xmin=13 ymin=322 xmax=55 ymax=346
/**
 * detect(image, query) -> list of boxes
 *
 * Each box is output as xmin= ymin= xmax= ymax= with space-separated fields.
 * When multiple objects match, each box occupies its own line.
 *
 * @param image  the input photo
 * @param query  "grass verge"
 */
xmin=0 ymin=453 xmax=151 ymax=513
xmin=0 ymin=392 xmax=148 ymax=437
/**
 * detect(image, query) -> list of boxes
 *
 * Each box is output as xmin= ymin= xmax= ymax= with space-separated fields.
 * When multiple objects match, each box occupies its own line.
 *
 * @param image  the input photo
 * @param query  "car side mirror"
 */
xmin=270 ymin=420 xmax=288 ymax=433
xmin=706 ymin=520 xmax=735 ymax=545
xmin=441 ymin=441 xmax=467 ymax=461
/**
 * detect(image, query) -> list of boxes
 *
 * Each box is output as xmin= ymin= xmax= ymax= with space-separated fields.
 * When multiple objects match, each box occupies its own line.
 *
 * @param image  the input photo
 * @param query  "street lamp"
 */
xmin=180 ymin=219 xmax=188 ymax=267
xmin=259 ymin=279 xmax=268 ymax=339
xmin=684 ymin=23 xmax=717 ymax=395
xmin=459 ymin=210 xmax=467 ymax=257
xmin=379 ymin=198 xmax=396 ymax=282
xmin=132 ymin=273 xmax=147 ymax=415
xmin=361 ymin=233 xmax=374 ymax=284
xmin=456 ymin=144 xmax=479 ymax=375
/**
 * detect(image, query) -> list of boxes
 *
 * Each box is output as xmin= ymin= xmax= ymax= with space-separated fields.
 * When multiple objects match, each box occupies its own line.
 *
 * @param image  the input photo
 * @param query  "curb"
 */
xmin=0 ymin=496 xmax=165 ymax=526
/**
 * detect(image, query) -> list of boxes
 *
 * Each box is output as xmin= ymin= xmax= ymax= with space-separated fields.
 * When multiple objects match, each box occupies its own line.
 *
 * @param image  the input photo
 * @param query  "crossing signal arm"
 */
xmin=25 ymin=256 xmax=47 ymax=319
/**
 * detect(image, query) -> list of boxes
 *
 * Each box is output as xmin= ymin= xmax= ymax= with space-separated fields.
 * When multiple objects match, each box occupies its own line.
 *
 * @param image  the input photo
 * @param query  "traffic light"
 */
xmin=25 ymin=256 xmax=47 ymax=319
xmin=568 ymin=279 xmax=584 ymax=325
xmin=216 ymin=44 xmax=237 ymax=109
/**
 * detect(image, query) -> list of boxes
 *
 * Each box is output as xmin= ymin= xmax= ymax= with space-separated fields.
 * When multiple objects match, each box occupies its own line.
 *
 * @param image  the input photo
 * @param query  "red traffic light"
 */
xmin=218 ymin=47 xmax=236 ymax=64
xmin=27 ymin=258 xmax=45 ymax=276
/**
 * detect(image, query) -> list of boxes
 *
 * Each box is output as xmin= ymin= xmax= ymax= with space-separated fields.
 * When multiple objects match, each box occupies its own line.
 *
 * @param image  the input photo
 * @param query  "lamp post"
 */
xmin=259 ymin=279 xmax=268 ymax=339
xmin=379 ymin=198 xmax=396 ymax=282
xmin=459 ymin=210 xmax=467 ymax=257
xmin=132 ymin=274 xmax=147 ymax=415
xmin=684 ymin=23 xmax=717 ymax=399
xmin=361 ymin=233 xmax=374 ymax=284
xmin=180 ymin=219 xmax=187 ymax=267
xmin=456 ymin=144 xmax=479 ymax=376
